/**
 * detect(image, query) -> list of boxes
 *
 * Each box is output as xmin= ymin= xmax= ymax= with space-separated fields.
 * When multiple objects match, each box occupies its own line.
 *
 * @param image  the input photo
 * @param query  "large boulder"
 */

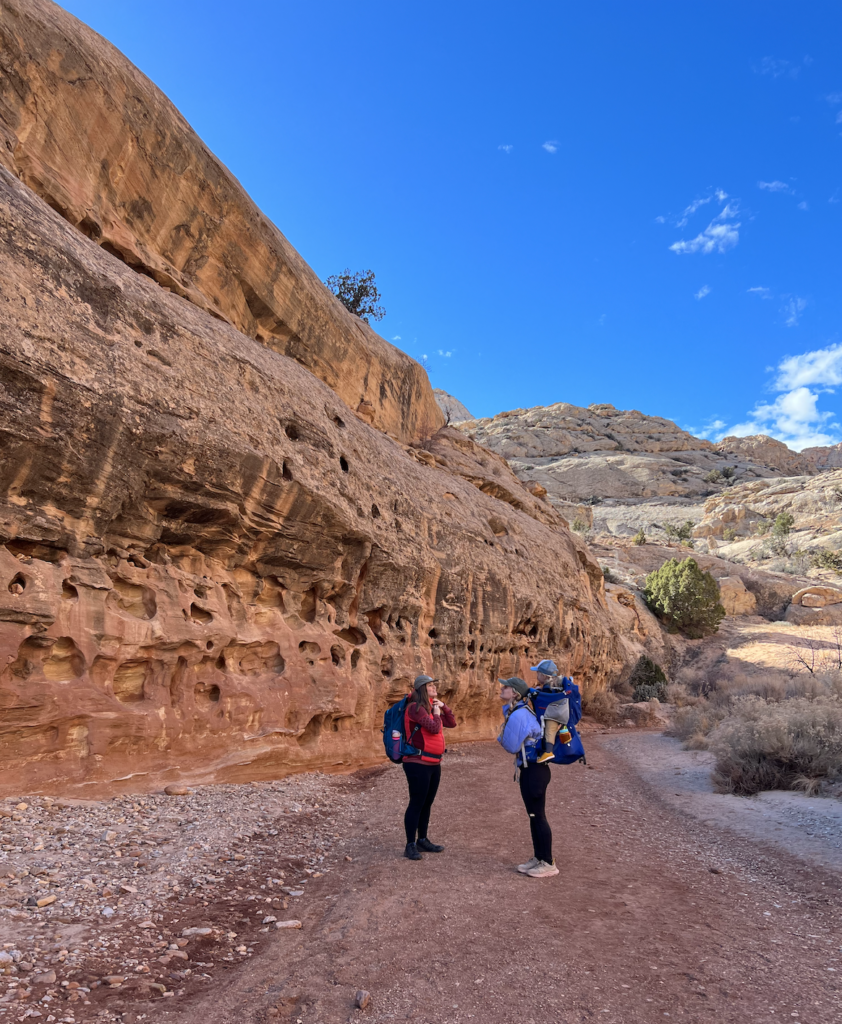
xmin=718 ymin=577 xmax=757 ymax=617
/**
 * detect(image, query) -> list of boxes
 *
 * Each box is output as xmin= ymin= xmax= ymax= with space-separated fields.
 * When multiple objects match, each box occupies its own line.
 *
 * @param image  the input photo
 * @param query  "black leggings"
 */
xmin=519 ymin=762 xmax=553 ymax=863
xmin=402 ymin=762 xmax=441 ymax=844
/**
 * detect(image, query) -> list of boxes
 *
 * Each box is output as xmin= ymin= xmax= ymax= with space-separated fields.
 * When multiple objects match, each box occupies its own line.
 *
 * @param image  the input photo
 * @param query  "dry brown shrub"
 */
xmin=665 ymin=682 xmax=699 ymax=707
xmin=709 ymin=695 xmax=842 ymax=796
xmin=583 ymin=690 xmax=620 ymax=726
xmin=666 ymin=703 xmax=728 ymax=744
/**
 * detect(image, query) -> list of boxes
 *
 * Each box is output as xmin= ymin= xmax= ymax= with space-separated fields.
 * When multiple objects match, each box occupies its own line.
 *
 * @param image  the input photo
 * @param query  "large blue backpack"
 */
xmin=529 ymin=677 xmax=586 ymax=766
xmin=382 ymin=695 xmax=421 ymax=763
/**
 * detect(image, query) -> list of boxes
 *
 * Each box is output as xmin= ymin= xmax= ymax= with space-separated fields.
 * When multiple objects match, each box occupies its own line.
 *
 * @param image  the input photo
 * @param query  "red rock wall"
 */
xmin=0 ymin=0 xmax=443 ymax=444
xmin=0 ymin=166 xmax=626 ymax=794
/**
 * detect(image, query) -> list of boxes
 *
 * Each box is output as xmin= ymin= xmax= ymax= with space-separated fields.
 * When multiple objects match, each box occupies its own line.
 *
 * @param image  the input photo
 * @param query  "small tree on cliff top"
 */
xmin=644 ymin=557 xmax=724 ymax=639
xmin=325 ymin=269 xmax=385 ymax=324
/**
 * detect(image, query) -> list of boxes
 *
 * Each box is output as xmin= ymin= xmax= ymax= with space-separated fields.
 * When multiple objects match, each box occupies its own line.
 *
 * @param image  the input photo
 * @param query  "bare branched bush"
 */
xmin=709 ymin=696 xmax=842 ymax=796
xmin=583 ymin=690 xmax=620 ymax=726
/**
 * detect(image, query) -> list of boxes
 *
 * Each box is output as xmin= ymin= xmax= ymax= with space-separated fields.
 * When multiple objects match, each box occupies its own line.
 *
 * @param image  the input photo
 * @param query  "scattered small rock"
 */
xmin=101 ymin=906 xmax=115 ymax=917
xmin=164 ymin=785 xmax=191 ymax=796
xmin=355 ymin=989 xmax=371 ymax=1010
xmin=36 ymin=894 xmax=56 ymax=908
xmin=274 ymin=920 xmax=302 ymax=930
xmin=709 ymin=866 xmax=725 ymax=874
xmin=32 ymin=970 xmax=56 ymax=985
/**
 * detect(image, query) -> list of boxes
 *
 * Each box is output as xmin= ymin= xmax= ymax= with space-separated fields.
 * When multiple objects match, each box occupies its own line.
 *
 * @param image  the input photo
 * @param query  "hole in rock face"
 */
xmin=61 ymin=580 xmax=78 ymax=602
xmin=299 ymin=588 xmax=318 ymax=623
xmin=285 ymin=423 xmax=300 ymax=441
xmin=488 ymin=516 xmax=509 ymax=537
xmin=380 ymin=656 xmax=393 ymax=678
xmin=333 ymin=415 xmax=345 ymax=428
xmin=195 ymin=682 xmax=221 ymax=706
xmin=112 ymin=660 xmax=148 ymax=703
xmin=206 ymin=641 xmax=214 ymax=651
xmin=428 ymin=628 xmax=438 ymax=639
xmin=371 ymin=504 xmax=381 ymax=519
xmin=333 ymin=626 xmax=366 ymax=646
xmin=330 ymin=645 xmax=344 ymax=666
xmin=282 ymin=461 xmax=293 ymax=481
xmin=5 ymin=540 xmax=65 ymax=564
xmin=339 ymin=456 xmax=349 ymax=473
xmin=8 ymin=573 xmax=26 ymax=595
xmin=194 ymin=586 xmax=208 ymax=600
xmin=109 ymin=578 xmax=157 ymax=619
xmin=298 ymin=641 xmax=320 ymax=657
xmin=350 ymin=649 xmax=361 ymax=670
xmin=256 ymin=576 xmax=285 ymax=610
xmin=189 ymin=603 xmax=213 ymax=624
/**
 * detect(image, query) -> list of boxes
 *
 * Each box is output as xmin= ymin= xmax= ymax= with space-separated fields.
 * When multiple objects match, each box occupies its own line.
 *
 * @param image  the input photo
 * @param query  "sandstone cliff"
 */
xmin=0 ymin=150 xmax=635 ymax=792
xmin=0 ymin=0 xmax=443 ymax=444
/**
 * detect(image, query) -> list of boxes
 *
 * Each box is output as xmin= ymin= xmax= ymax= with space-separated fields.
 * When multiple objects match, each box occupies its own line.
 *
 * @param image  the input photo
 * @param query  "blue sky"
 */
xmin=62 ymin=1 xmax=842 ymax=449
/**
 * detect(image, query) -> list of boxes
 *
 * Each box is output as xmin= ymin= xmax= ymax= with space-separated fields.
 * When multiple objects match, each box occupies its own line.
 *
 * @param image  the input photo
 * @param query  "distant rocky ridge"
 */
xmin=455 ymin=400 xmax=842 ymax=545
xmin=457 ymin=402 xmax=830 ymax=503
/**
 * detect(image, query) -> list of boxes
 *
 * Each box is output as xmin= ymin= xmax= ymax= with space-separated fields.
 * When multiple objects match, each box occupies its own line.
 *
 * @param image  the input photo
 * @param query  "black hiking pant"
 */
xmin=519 ymin=761 xmax=553 ymax=863
xmin=402 ymin=762 xmax=441 ymax=844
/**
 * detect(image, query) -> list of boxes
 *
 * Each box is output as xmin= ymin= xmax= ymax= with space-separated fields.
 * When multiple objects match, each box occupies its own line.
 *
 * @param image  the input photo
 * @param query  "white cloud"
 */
xmin=754 ymin=56 xmax=798 ymax=79
xmin=719 ymin=344 xmax=842 ymax=450
xmin=694 ymin=285 xmax=711 ymax=300
xmin=826 ymin=92 xmax=842 ymax=104
xmin=392 ymin=335 xmax=402 ymax=341
xmin=598 ymin=314 xmax=606 ymax=326
xmin=836 ymin=112 xmax=842 ymax=125
xmin=758 ymin=180 xmax=790 ymax=192
xmin=654 ymin=215 xmax=666 ymax=224
xmin=542 ymin=140 xmax=558 ymax=154
xmin=677 ymin=196 xmax=712 ymax=227
xmin=775 ymin=342 xmax=842 ymax=390
xmin=498 ymin=144 xmax=513 ymax=154
xmin=670 ymin=219 xmax=740 ymax=255
xmin=437 ymin=349 xmax=452 ymax=358
xmin=727 ymin=387 xmax=837 ymax=450
xmin=798 ymin=200 xmax=809 ymax=210
xmin=714 ymin=189 xmax=729 ymax=202
xmin=691 ymin=418 xmax=727 ymax=440
xmin=783 ymin=296 xmax=807 ymax=327
xmin=748 ymin=286 xmax=771 ymax=298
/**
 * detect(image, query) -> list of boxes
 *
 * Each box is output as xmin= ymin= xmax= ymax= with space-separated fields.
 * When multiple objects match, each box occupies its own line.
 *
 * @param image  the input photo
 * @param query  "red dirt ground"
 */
xmin=157 ymin=736 xmax=841 ymax=1024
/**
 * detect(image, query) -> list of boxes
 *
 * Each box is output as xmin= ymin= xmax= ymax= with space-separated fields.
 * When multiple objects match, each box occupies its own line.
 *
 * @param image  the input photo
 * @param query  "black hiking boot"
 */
xmin=417 ymin=838 xmax=444 ymax=853
xmin=404 ymin=842 xmax=423 ymax=860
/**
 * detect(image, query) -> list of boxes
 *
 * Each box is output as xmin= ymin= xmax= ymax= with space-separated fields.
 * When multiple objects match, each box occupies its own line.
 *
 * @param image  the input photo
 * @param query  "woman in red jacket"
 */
xmin=402 ymin=674 xmax=456 ymax=860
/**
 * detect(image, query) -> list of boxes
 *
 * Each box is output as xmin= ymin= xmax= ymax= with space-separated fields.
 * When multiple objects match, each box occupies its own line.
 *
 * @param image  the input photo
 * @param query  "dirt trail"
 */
xmin=161 ymin=736 xmax=841 ymax=1024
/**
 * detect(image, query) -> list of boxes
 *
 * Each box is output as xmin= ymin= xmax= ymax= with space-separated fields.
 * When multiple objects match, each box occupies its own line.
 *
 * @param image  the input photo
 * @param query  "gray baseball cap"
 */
xmin=530 ymin=659 xmax=558 ymax=676
xmin=413 ymin=674 xmax=438 ymax=690
xmin=498 ymin=676 xmax=529 ymax=698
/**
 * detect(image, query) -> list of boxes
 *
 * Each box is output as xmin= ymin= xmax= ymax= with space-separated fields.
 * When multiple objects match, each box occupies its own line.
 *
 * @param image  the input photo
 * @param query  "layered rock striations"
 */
xmin=0 ymin=0 xmax=442 ymax=444
xmin=0 ymin=162 xmax=634 ymax=793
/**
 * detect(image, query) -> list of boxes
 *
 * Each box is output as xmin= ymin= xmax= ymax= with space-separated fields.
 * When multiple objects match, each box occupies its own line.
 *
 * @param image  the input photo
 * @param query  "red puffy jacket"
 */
xmin=403 ymin=701 xmax=456 ymax=764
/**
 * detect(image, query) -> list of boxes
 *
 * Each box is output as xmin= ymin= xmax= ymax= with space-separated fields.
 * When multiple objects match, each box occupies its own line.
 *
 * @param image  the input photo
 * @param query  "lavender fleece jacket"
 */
xmin=498 ymin=702 xmax=542 ymax=767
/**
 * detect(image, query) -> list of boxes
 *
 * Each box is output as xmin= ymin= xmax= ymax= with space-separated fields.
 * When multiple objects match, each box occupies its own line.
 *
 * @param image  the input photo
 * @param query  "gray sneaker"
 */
xmin=517 ymin=856 xmax=540 ymax=874
xmin=526 ymin=860 xmax=560 ymax=878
